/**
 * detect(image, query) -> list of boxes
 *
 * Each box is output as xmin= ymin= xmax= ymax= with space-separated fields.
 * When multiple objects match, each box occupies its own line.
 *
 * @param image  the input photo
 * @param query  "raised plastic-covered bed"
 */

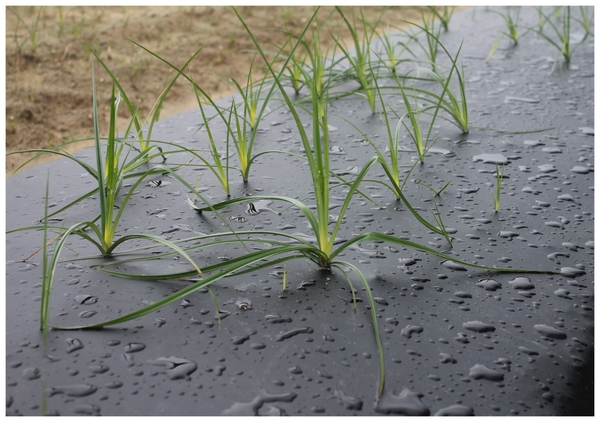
xmin=6 ymin=6 xmax=594 ymax=416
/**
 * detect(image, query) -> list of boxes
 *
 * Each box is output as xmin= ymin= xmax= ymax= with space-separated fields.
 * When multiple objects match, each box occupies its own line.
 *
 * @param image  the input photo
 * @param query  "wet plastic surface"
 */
xmin=5 ymin=7 xmax=594 ymax=416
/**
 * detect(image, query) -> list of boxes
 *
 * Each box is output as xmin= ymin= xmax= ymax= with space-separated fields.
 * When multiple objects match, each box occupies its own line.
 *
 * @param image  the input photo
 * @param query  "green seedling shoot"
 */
xmin=428 ymin=6 xmax=455 ymax=31
xmin=535 ymin=6 xmax=591 ymax=69
xmin=487 ymin=7 xmax=533 ymax=62
xmin=334 ymin=6 xmax=384 ymax=113
xmin=492 ymin=164 xmax=505 ymax=212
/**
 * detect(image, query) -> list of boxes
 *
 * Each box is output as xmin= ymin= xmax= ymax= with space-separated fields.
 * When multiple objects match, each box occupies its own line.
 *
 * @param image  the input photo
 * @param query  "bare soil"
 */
xmin=5 ymin=6 xmax=453 ymax=176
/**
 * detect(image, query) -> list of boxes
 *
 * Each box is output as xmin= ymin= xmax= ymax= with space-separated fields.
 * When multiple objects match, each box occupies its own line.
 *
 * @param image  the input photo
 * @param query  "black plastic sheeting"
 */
xmin=5 ymin=6 xmax=594 ymax=416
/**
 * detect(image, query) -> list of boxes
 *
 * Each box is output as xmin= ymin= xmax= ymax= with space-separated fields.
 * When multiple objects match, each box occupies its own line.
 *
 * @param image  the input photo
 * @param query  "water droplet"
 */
xmin=148 ymin=356 xmax=198 ymax=380
xmin=557 ymin=194 xmax=580 ymax=204
xmin=73 ymin=404 xmax=101 ymax=416
xmin=47 ymin=384 xmax=98 ymax=397
xmin=434 ymin=404 xmax=475 ymax=416
xmin=329 ymin=145 xmax=346 ymax=155
xmin=79 ymin=310 xmax=97 ymax=318
xmin=375 ymin=388 xmax=430 ymax=415
xmin=545 ymin=221 xmax=564 ymax=229
xmin=330 ymin=390 xmax=363 ymax=410
xmin=505 ymin=96 xmax=540 ymax=103
xmin=250 ymin=343 xmax=266 ymax=350
xmin=245 ymin=200 xmax=278 ymax=215
xmin=74 ymin=295 xmax=98 ymax=305
xmin=66 ymin=338 xmax=84 ymax=354
xmin=498 ymin=231 xmax=519 ymax=239
xmin=473 ymin=153 xmax=508 ymax=165
xmin=524 ymin=140 xmax=545 ymax=147
xmin=276 ymin=327 xmax=314 ymax=342
xmin=374 ymin=297 xmax=389 ymax=306
xmin=215 ymin=310 xmax=231 ymax=320
xmin=463 ymin=321 xmax=496 ymax=333
xmin=542 ymin=147 xmax=562 ymax=153
xmin=537 ymin=164 xmax=557 ymax=173
xmin=560 ymin=267 xmax=586 ymax=278
xmin=288 ymin=366 xmax=303 ymax=374
xmin=440 ymin=353 xmax=457 ymax=364
xmin=554 ymin=288 xmax=572 ymax=300
xmin=476 ymin=279 xmax=501 ymax=291
xmin=22 ymin=367 xmax=40 ymax=380
xmin=180 ymin=299 xmax=193 ymax=308
xmin=222 ymin=389 xmax=297 ymax=416
xmin=88 ymin=364 xmax=109 ymax=374
xmin=232 ymin=335 xmax=251 ymax=345
xmin=124 ymin=342 xmax=146 ymax=353
xmin=441 ymin=260 xmax=467 ymax=271
xmin=508 ymin=277 xmax=534 ymax=290
xmin=266 ymin=314 xmax=292 ymax=324
xmin=534 ymin=324 xmax=567 ymax=339
xmin=518 ymin=346 xmax=539 ymax=356
xmin=401 ymin=325 xmax=424 ymax=339
xmin=469 ymin=364 xmax=504 ymax=381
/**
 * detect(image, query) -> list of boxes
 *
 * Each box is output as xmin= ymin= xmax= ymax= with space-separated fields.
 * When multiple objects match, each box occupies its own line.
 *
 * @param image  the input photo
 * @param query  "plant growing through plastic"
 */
xmin=428 ymin=6 xmax=455 ymax=31
xmin=487 ymin=7 xmax=534 ymax=61
xmin=333 ymin=6 xmax=385 ymax=113
xmin=534 ymin=6 xmax=591 ymax=70
xmin=492 ymin=164 xmax=505 ymax=212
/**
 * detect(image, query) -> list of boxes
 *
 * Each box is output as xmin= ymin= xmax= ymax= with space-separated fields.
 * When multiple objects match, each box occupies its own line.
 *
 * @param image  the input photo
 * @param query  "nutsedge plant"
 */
xmin=333 ymin=6 xmax=384 ymax=113
xmin=492 ymin=164 xmax=505 ymax=212
xmin=192 ymin=84 xmax=231 ymax=197
xmin=428 ymin=6 xmax=455 ymax=32
xmin=405 ymin=33 xmax=469 ymax=133
xmin=130 ymin=40 xmax=283 ymax=184
xmin=534 ymin=6 xmax=591 ymax=69
xmin=93 ymin=43 xmax=198 ymax=154
xmin=487 ymin=7 xmax=534 ymax=62
xmin=341 ymin=74 xmax=454 ymax=245
xmin=229 ymin=53 xmax=271 ymax=131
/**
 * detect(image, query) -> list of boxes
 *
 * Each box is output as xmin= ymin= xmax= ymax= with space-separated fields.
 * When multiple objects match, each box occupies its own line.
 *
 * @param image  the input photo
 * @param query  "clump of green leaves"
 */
xmin=535 ymin=6 xmax=591 ymax=70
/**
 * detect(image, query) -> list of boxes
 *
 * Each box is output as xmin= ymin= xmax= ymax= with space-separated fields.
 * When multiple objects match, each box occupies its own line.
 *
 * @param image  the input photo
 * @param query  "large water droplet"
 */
xmin=476 ymin=279 xmax=502 ymax=291
xmin=222 ymin=390 xmax=297 ymax=416
xmin=124 ymin=342 xmax=146 ymax=354
xmin=463 ymin=321 xmax=496 ymax=333
xmin=508 ymin=277 xmax=534 ymax=290
xmin=74 ymin=294 xmax=98 ymax=305
xmin=79 ymin=310 xmax=97 ymax=318
xmin=148 ymin=356 xmax=198 ymax=380
xmin=469 ymin=364 xmax=504 ymax=381
xmin=276 ymin=327 xmax=314 ymax=342
xmin=534 ymin=324 xmax=567 ymax=339
xmin=330 ymin=390 xmax=363 ymax=410
xmin=375 ymin=388 xmax=430 ymax=415
xmin=66 ymin=338 xmax=84 ymax=354
xmin=434 ymin=404 xmax=475 ymax=416
xmin=22 ymin=367 xmax=40 ymax=380
xmin=560 ymin=267 xmax=586 ymax=278
xmin=400 ymin=325 xmax=424 ymax=338
xmin=441 ymin=260 xmax=467 ymax=271
xmin=47 ymin=384 xmax=98 ymax=397
xmin=473 ymin=153 xmax=508 ymax=165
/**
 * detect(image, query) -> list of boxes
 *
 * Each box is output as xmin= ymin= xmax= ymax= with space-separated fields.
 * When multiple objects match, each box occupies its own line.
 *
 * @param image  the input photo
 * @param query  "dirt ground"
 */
xmin=5 ymin=6 xmax=457 ymax=176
